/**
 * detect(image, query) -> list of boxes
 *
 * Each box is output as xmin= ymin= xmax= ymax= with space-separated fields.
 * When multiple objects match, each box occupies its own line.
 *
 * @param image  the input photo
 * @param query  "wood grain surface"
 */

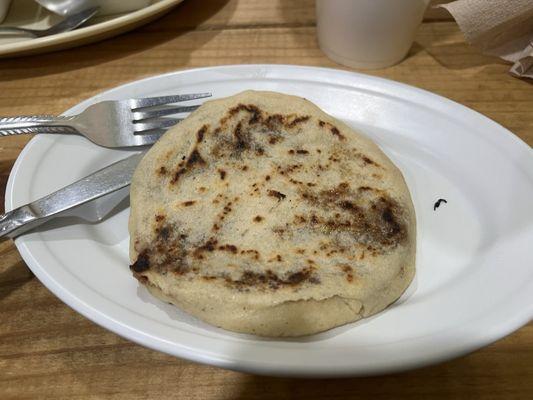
xmin=0 ymin=1 xmax=532 ymax=398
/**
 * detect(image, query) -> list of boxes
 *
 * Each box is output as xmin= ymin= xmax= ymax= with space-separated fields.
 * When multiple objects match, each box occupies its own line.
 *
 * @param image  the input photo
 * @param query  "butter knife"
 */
xmin=0 ymin=152 xmax=144 ymax=240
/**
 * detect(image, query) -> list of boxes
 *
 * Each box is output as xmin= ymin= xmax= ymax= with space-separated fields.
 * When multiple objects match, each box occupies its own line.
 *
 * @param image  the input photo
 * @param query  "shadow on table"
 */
xmin=423 ymin=41 xmax=504 ymax=70
xmin=0 ymin=0 xmax=235 ymax=82
xmin=405 ymin=42 xmax=426 ymax=62
xmin=0 ymin=244 xmax=34 ymax=300
xmin=229 ymin=351 xmax=511 ymax=399
xmin=414 ymin=24 xmax=505 ymax=71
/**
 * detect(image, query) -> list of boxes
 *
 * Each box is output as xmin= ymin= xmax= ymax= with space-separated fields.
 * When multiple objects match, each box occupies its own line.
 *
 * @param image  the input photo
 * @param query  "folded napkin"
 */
xmin=439 ymin=0 xmax=533 ymax=79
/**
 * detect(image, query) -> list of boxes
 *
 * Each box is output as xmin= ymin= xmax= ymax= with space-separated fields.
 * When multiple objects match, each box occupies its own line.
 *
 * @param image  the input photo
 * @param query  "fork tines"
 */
xmin=130 ymin=93 xmax=211 ymax=134
xmin=130 ymin=93 xmax=212 ymax=110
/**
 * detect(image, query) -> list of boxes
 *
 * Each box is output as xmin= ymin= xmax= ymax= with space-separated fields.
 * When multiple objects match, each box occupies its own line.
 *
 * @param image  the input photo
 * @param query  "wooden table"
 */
xmin=1 ymin=1 xmax=532 ymax=398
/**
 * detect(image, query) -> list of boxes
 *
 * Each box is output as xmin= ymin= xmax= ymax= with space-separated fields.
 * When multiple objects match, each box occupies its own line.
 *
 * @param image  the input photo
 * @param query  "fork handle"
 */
xmin=0 ymin=115 xmax=78 ymax=136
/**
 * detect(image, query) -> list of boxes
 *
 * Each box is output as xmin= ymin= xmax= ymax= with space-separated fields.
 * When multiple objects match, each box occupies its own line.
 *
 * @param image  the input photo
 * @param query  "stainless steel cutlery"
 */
xmin=0 ymin=153 xmax=143 ymax=240
xmin=0 ymin=91 xmax=212 ymax=238
xmin=0 ymin=92 xmax=211 ymax=147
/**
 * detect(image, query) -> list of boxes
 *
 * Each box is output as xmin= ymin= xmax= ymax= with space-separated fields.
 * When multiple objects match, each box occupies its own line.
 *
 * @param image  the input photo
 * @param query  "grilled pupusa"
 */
xmin=129 ymin=90 xmax=416 ymax=337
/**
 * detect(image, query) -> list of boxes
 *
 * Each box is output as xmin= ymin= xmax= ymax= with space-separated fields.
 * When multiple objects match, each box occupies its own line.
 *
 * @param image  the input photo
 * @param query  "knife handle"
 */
xmin=0 ymin=205 xmax=40 ymax=241
xmin=0 ymin=153 xmax=143 ymax=242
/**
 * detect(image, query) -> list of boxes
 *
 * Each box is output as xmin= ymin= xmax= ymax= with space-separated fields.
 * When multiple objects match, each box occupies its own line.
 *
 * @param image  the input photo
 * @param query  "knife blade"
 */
xmin=0 ymin=152 xmax=144 ymax=240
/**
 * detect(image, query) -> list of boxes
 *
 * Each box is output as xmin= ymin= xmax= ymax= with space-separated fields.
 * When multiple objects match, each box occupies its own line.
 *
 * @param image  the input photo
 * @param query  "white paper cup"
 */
xmin=317 ymin=0 xmax=430 ymax=69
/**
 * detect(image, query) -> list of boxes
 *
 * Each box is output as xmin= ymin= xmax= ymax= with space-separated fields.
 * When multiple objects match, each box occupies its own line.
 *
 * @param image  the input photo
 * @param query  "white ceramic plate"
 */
xmin=0 ymin=0 xmax=183 ymax=58
xmin=6 ymin=65 xmax=533 ymax=377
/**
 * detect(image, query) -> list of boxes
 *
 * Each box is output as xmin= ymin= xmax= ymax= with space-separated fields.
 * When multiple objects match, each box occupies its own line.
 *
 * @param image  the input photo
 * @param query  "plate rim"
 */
xmin=0 ymin=0 xmax=183 ymax=57
xmin=6 ymin=64 xmax=533 ymax=377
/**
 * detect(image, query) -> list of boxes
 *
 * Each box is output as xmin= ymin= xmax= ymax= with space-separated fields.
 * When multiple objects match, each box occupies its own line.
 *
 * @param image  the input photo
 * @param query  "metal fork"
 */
xmin=0 ymin=93 xmax=211 ymax=148
xmin=0 ymin=7 xmax=99 ymax=38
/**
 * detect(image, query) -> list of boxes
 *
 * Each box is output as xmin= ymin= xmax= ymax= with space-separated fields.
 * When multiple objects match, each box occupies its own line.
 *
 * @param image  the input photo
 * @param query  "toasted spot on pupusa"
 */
xmin=129 ymin=90 xmax=416 ymax=337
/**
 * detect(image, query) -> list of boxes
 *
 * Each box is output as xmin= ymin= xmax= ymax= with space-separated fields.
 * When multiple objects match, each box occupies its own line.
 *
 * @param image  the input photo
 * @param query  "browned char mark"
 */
xmin=215 ymin=104 xmax=312 ymax=157
xmin=166 ymin=104 xmax=313 ymax=186
xmin=339 ymin=264 xmax=354 ymax=283
xmin=289 ymin=149 xmax=310 ymax=155
xmin=318 ymin=120 xmax=345 ymax=140
xmin=171 ymin=149 xmax=206 ymax=184
xmin=196 ymin=124 xmax=208 ymax=143
xmin=360 ymin=155 xmax=380 ymax=167
xmin=295 ymin=182 xmax=407 ymax=251
xmin=218 ymin=244 xmax=238 ymax=254
xmin=241 ymin=249 xmax=261 ymax=260
xmin=193 ymin=238 xmax=218 ymax=257
xmin=163 ymin=125 xmax=211 ymax=183
xmin=130 ymin=223 xmax=190 ymax=276
xmin=228 ymin=103 xmax=262 ymax=124
xmin=131 ymin=250 xmax=150 ymax=273
xmin=268 ymin=190 xmax=286 ymax=201
xmin=131 ymin=231 xmax=321 ymax=292
xmin=287 ymin=116 xmax=310 ymax=128
xmin=228 ymin=267 xmax=319 ymax=290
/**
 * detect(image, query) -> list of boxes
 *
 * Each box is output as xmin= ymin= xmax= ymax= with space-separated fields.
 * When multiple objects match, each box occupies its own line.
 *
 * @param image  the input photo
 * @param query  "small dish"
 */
xmin=0 ymin=0 xmax=183 ymax=57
